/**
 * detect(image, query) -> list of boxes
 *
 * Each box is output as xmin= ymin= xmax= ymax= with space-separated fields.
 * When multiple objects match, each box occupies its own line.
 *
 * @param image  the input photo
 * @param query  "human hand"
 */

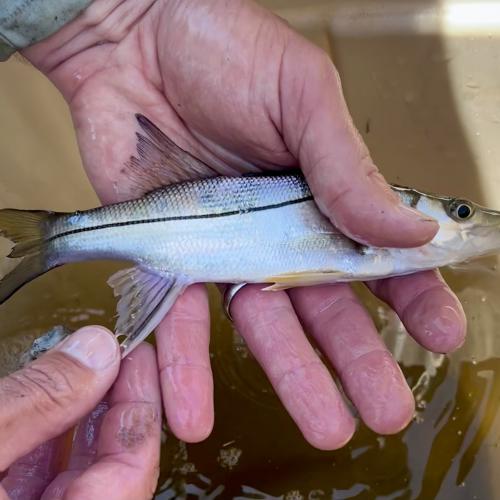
xmin=22 ymin=0 xmax=466 ymax=449
xmin=0 ymin=327 xmax=161 ymax=500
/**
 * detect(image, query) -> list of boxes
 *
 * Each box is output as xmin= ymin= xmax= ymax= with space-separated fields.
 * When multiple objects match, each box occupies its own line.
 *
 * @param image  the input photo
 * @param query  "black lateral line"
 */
xmin=48 ymin=195 xmax=313 ymax=242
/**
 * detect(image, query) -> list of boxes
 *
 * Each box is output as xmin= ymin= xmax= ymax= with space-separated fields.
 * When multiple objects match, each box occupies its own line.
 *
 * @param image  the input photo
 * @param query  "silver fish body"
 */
xmin=47 ymin=174 xmax=500 ymax=285
xmin=2 ymin=115 xmax=500 ymax=356
xmin=48 ymin=174 xmax=373 ymax=283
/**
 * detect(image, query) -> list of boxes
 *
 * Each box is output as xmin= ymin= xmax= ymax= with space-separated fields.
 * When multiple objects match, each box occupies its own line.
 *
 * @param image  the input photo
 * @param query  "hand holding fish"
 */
xmin=0 ymin=328 xmax=161 ymax=499
xmin=12 ymin=0 xmax=468 ymax=450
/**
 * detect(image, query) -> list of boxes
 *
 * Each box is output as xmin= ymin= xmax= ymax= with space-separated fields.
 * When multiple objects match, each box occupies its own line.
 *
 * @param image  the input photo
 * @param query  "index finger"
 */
xmin=1 ymin=439 xmax=64 ymax=500
xmin=50 ymin=343 xmax=162 ymax=500
xmin=0 ymin=327 xmax=120 ymax=471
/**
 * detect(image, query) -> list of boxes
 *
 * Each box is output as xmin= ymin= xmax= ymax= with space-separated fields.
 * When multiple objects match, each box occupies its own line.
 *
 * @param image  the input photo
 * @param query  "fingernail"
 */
xmin=405 ymin=288 xmax=467 ymax=353
xmin=425 ymin=304 xmax=467 ymax=353
xmin=57 ymin=326 xmax=119 ymax=370
xmin=398 ymin=204 xmax=437 ymax=224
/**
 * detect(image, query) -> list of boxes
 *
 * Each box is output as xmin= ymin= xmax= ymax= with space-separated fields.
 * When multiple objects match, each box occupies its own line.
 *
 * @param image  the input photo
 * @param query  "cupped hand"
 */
xmin=0 ymin=327 xmax=161 ymax=499
xmin=23 ymin=0 xmax=466 ymax=448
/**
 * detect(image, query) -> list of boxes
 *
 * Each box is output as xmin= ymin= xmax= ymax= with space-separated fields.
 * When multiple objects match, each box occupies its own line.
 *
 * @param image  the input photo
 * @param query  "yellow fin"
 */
xmin=262 ymin=271 xmax=346 ymax=291
xmin=0 ymin=209 xmax=58 ymax=304
xmin=0 ymin=209 xmax=53 ymax=257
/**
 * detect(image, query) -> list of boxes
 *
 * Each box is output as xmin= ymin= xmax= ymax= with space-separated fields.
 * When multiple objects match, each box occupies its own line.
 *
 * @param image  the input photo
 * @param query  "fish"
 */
xmin=1 ymin=114 xmax=500 ymax=357
xmin=18 ymin=325 xmax=72 ymax=369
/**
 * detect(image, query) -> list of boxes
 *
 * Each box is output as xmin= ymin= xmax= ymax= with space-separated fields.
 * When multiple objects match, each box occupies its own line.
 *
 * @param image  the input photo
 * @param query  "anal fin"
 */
xmin=262 ymin=270 xmax=346 ymax=291
xmin=107 ymin=266 xmax=190 ymax=357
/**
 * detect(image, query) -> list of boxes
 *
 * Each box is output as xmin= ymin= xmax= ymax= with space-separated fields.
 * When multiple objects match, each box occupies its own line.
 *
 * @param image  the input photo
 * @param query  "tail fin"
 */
xmin=0 ymin=209 xmax=52 ymax=258
xmin=0 ymin=209 xmax=53 ymax=304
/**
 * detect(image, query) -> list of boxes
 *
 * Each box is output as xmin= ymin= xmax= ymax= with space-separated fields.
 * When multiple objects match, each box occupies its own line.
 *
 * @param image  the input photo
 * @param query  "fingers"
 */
xmin=156 ymin=284 xmax=214 ymax=442
xmin=68 ymin=401 xmax=110 ymax=471
xmin=231 ymin=285 xmax=355 ymax=450
xmin=49 ymin=343 xmax=162 ymax=500
xmin=36 ymin=401 xmax=110 ymax=500
xmin=368 ymin=270 xmax=467 ymax=353
xmin=279 ymin=38 xmax=437 ymax=247
xmin=1 ymin=438 xmax=65 ymax=500
xmin=0 ymin=326 xmax=120 ymax=471
xmin=289 ymin=285 xmax=415 ymax=435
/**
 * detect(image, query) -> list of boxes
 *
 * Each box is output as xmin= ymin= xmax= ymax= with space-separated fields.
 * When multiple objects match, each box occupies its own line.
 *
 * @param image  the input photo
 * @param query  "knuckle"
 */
xmin=240 ymin=303 xmax=290 ymax=334
xmin=401 ymin=283 xmax=444 ymax=318
xmin=309 ymin=155 xmax=375 ymax=219
xmin=313 ymin=295 xmax=361 ymax=330
xmin=80 ymin=2 xmax=128 ymax=42
xmin=295 ymin=40 xmax=340 ymax=89
xmin=275 ymin=360 xmax=323 ymax=389
xmin=309 ymin=45 xmax=337 ymax=74
xmin=325 ymin=57 xmax=342 ymax=90
xmin=314 ymin=48 xmax=342 ymax=92
xmin=364 ymin=160 xmax=382 ymax=180
xmin=96 ymin=16 xmax=128 ymax=43
xmin=8 ymin=355 xmax=80 ymax=417
xmin=322 ymin=183 xmax=354 ymax=219
xmin=80 ymin=1 xmax=108 ymax=30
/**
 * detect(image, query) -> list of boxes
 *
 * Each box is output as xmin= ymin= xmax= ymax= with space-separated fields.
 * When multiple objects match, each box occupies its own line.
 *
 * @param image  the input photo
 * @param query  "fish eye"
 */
xmin=448 ymin=200 xmax=474 ymax=221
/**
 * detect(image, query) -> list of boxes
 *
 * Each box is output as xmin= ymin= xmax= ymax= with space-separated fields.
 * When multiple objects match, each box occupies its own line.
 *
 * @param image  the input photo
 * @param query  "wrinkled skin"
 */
xmin=0 ymin=328 xmax=161 ymax=500
xmin=16 ymin=0 xmax=465 ymax=466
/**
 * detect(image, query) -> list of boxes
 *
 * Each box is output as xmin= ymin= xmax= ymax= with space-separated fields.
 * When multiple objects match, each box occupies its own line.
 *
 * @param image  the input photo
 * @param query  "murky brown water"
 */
xmin=154 ymin=265 xmax=500 ymax=499
xmin=1 ymin=0 xmax=500 ymax=497
xmin=0 ymin=261 xmax=499 ymax=499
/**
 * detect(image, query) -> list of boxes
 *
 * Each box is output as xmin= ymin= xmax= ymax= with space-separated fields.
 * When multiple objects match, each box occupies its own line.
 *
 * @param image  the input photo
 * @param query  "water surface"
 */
xmin=0 ymin=262 xmax=498 ymax=499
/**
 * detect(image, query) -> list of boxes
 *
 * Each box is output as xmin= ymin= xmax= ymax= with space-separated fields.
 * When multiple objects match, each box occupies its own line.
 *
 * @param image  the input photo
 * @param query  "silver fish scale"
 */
xmin=49 ymin=174 xmax=311 ymax=237
xmin=43 ymin=171 xmax=354 ymax=285
xmin=7 ymin=113 xmax=500 ymax=359
xmin=44 ymin=173 xmax=499 ymax=288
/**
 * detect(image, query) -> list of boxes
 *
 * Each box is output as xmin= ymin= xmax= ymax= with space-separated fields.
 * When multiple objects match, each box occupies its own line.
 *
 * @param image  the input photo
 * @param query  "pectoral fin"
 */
xmin=262 ymin=270 xmax=347 ymax=291
xmin=108 ymin=266 xmax=190 ymax=357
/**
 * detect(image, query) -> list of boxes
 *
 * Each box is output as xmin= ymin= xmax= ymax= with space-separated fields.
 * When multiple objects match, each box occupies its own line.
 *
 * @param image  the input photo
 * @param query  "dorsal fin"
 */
xmin=125 ymin=114 xmax=217 ymax=193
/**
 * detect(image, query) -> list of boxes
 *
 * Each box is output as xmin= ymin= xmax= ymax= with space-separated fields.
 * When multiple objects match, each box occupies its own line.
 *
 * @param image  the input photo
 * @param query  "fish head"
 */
xmin=395 ymin=186 xmax=500 ymax=262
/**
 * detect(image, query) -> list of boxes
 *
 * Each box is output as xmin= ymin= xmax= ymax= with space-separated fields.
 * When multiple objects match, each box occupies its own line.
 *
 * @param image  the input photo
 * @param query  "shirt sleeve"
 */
xmin=0 ymin=0 xmax=93 ymax=61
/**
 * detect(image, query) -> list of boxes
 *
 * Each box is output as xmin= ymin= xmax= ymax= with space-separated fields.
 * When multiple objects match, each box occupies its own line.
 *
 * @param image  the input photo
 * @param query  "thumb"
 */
xmin=281 ymin=40 xmax=438 ymax=248
xmin=0 ymin=326 xmax=120 ymax=471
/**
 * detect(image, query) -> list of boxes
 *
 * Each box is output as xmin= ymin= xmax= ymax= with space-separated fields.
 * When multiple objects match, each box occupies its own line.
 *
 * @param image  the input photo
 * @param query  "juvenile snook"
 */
xmin=1 ymin=115 xmax=500 ymax=356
